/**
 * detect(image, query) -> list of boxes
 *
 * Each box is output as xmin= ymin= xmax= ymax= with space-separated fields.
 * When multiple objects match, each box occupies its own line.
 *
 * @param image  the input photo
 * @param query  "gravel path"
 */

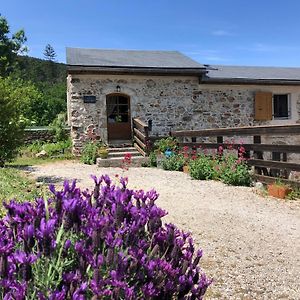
xmin=24 ymin=161 xmax=300 ymax=299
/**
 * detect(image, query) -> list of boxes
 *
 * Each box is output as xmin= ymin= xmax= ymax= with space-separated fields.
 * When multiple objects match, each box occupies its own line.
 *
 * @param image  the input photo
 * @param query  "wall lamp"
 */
xmin=116 ymin=85 xmax=121 ymax=93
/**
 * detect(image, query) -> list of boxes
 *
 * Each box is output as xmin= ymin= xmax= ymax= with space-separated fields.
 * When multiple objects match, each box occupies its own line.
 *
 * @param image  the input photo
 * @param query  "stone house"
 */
xmin=66 ymin=47 xmax=300 ymax=154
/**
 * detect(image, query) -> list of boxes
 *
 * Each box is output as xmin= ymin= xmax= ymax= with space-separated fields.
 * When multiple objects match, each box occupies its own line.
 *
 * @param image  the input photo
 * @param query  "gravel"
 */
xmin=25 ymin=161 xmax=300 ymax=299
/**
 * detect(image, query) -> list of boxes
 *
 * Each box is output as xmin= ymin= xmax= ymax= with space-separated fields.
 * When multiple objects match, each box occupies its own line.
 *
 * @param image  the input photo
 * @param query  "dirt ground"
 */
xmin=24 ymin=161 xmax=300 ymax=300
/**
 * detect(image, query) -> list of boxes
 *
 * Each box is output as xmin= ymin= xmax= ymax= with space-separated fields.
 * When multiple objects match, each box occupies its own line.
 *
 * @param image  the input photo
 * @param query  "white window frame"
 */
xmin=272 ymin=93 xmax=291 ymax=120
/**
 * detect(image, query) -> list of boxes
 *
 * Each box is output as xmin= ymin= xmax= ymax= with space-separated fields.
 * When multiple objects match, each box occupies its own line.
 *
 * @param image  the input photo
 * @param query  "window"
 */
xmin=273 ymin=94 xmax=290 ymax=119
xmin=254 ymin=92 xmax=291 ymax=120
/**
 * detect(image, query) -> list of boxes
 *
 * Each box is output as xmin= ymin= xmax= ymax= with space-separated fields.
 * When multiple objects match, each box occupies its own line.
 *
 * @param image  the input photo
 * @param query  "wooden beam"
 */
xmin=179 ymin=143 xmax=300 ymax=153
xmin=254 ymin=174 xmax=300 ymax=188
xmin=248 ymin=159 xmax=300 ymax=171
xmin=134 ymin=136 xmax=147 ymax=151
xmin=133 ymin=143 xmax=146 ymax=157
xmin=171 ymin=124 xmax=300 ymax=137
xmin=133 ymin=128 xmax=146 ymax=142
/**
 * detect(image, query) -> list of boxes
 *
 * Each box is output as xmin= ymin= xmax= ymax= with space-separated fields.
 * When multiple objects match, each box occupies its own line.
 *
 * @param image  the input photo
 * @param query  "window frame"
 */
xmin=272 ymin=93 xmax=291 ymax=120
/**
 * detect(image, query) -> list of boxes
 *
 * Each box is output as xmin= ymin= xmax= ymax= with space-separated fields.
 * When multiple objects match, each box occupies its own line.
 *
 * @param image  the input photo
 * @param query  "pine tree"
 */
xmin=43 ymin=44 xmax=56 ymax=61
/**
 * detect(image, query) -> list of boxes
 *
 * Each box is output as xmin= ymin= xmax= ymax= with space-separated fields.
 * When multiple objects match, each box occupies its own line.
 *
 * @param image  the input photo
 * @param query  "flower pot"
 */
xmin=183 ymin=165 xmax=190 ymax=174
xmin=267 ymin=184 xmax=291 ymax=199
xmin=98 ymin=148 xmax=109 ymax=159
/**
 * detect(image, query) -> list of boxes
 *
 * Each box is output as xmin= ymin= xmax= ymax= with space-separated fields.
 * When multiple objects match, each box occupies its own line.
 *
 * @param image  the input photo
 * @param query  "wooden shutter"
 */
xmin=254 ymin=92 xmax=272 ymax=120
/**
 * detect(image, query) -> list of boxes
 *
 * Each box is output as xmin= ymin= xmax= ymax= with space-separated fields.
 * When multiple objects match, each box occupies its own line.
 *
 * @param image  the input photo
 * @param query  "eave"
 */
xmin=67 ymin=65 xmax=207 ymax=77
xmin=201 ymin=77 xmax=300 ymax=86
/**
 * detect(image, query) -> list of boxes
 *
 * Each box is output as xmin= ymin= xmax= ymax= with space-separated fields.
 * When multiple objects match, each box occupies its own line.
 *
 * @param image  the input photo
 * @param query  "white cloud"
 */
xmin=240 ymin=43 xmax=299 ymax=52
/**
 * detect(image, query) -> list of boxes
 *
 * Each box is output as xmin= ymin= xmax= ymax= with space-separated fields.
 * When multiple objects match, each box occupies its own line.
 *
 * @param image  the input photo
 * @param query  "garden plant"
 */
xmin=0 ymin=175 xmax=211 ymax=299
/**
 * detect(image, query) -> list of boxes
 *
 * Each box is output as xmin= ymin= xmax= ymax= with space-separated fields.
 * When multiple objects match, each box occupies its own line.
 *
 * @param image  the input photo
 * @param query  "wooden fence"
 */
xmin=171 ymin=124 xmax=300 ymax=187
xmin=132 ymin=118 xmax=150 ymax=156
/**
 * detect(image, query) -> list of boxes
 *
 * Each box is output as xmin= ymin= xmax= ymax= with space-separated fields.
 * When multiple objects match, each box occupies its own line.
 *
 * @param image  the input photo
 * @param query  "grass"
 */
xmin=8 ymin=154 xmax=76 ymax=167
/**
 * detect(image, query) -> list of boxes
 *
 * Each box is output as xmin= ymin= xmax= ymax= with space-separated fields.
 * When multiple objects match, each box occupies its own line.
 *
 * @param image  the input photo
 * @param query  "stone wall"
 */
xmin=24 ymin=127 xmax=70 ymax=144
xmin=67 ymin=74 xmax=300 ymax=154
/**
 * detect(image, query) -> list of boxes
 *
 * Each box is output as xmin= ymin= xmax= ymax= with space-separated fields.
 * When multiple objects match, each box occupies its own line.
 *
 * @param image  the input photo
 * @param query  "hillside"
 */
xmin=13 ymin=56 xmax=67 ymax=126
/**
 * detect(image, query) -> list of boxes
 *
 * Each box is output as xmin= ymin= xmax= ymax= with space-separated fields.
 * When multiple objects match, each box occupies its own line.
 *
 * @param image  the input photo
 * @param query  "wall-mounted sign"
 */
xmin=83 ymin=95 xmax=96 ymax=103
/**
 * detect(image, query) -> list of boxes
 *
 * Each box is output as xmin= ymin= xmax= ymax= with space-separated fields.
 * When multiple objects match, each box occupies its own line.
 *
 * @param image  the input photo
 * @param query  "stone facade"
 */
xmin=67 ymin=73 xmax=300 ymax=154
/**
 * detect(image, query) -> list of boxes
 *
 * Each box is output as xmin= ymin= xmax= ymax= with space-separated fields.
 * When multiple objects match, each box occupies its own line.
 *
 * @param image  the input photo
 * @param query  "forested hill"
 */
xmin=15 ymin=55 xmax=66 ymax=84
xmin=10 ymin=56 xmax=67 ymax=126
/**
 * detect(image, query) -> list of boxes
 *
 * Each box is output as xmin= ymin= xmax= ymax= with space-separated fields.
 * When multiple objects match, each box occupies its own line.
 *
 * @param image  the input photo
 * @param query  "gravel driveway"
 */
xmin=25 ymin=161 xmax=300 ymax=300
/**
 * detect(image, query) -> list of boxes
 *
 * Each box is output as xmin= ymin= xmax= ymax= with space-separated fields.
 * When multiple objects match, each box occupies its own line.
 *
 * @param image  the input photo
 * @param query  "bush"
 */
xmin=189 ymin=155 xmax=218 ymax=180
xmin=22 ymin=139 xmax=72 ymax=158
xmin=149 ymin=151 xmax=157 ymax=167
xmin=0 ymin=77 xmax=26 ymax=166
xmin=220 ymin=155 xmax=251 ymax=186
xmin=81 ymin=142 xmax=98 ymax=164
xmin=154 ymin=137 xmax=178 ymax=153
xmin=0 ymin=175 xmax=211 ymax=298
xmin=162 ymin=153 xmax=186 ymax=171
xmin=50 ymin=113 xmax=68 ymax=142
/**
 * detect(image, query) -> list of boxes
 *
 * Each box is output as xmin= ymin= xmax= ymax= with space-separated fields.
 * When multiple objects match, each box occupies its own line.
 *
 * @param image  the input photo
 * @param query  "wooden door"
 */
xmin=106 ymin=94 xmax=132 ymax=140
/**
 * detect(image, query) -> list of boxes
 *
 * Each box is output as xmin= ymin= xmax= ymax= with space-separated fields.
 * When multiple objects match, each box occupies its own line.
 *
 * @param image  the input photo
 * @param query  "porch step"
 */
xmin=108 ymin=147 xmax=137 ymax=153
xmin=97 ymin=146 xmax=148 ymax=167
xmin=97 ymin=156 xmax=148 ymax=167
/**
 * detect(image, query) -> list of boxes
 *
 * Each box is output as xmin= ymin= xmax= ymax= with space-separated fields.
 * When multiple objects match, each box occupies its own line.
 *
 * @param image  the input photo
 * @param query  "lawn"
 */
xmin=0 ymin=167 xmax=47 ymax=216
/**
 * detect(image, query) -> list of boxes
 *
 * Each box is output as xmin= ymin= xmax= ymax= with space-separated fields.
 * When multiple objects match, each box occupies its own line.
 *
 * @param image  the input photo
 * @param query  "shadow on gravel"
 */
xmin=36 ymin=176 xmax=65 ymax=184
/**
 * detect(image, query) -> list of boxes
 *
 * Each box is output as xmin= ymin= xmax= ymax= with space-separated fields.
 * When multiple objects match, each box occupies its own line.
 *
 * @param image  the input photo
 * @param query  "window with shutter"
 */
xmin=254 ymin=92 xmax=272 ymax=120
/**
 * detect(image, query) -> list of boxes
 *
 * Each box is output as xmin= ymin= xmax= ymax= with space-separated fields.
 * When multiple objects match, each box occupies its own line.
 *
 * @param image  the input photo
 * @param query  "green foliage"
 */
xmin=0 ymin=15 xmax=27 ymax=76
xmin=149 ymin=151 xmax=157 ymax=167
xmin=286 ymin=188 xmax=300 ymax=200
xmin=50 ymin=113 xmax=68 ymax=142
xmin=0 ymin=77 xmax=26 ymax=166
xmin=162 ymin=153 xmax=185 ymax=171
xmin=21 ymin=139 xmax=72 ymax=158
xmin=81 ymin=142 xmax=98 ymax=165
xmin=154 ymin=137 xmax=178 ymax=153
xmin=189 ymin=155 xmax=218 ymax=180
xmin=189 ymin=154 xmax=251 ymax=186
xmin=220 ymin=155 xmax=251 ymax=186
xmin=0 ymin=167 xmax=46 ymax=216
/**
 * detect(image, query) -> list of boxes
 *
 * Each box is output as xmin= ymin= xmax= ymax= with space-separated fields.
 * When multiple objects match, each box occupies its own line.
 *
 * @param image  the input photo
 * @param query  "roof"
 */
xmin=66 ymin=47 xmax=206 ymax=75
xmin=203 ymin=65 xmax=300 ymax=84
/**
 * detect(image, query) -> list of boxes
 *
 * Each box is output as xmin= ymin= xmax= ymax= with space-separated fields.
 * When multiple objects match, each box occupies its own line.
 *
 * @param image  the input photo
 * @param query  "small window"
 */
xmin=273 ymin=94 xmax=290 ymax=119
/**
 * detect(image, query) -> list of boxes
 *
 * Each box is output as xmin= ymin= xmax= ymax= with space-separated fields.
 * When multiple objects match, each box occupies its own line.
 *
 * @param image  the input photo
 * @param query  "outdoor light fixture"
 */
xmin=116 ymin=85 xmax=121 ymax=92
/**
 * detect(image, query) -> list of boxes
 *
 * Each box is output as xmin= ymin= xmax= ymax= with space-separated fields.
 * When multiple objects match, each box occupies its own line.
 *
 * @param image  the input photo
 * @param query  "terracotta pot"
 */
xmin=267 ymin=184 xmax=291 ymax=199
xmin=183 ymin=165 xmax=190 ymax=174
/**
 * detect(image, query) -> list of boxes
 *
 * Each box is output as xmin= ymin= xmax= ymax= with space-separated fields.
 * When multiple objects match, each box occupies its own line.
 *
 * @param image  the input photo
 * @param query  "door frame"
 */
xmin=106 ymin=93 xmax=132 ymax=141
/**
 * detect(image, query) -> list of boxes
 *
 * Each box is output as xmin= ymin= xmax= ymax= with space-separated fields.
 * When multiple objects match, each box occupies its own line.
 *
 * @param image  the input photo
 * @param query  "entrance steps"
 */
xmin=96 ymin=146 xmax=148 ymax=167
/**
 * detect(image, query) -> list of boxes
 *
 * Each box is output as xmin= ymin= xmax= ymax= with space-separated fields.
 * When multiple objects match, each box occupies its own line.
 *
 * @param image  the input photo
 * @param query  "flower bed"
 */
xmin=0 ymin=175 xmax=211 ymax=299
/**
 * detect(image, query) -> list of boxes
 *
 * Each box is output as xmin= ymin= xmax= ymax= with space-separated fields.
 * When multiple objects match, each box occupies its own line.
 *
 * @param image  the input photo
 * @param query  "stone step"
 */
xmin=108 ymin=147 xmax=137 ymax=153
xmin=108 ymin=151 xmax=142 ymax=158
xmin=97 ymin=156 xmax=148 ymax=168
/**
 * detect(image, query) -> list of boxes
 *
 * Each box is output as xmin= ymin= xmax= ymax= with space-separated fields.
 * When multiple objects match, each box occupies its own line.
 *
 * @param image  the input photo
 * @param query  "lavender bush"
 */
xmin=0 ymin=175 xmax=211 ymax=299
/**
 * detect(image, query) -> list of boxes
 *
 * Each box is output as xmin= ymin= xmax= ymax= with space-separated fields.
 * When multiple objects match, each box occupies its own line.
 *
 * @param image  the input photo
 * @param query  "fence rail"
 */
xmin=132 ymin=118 xmax=150 ymax=156
xmin=171 ymin=124 xmax=300 ymax=187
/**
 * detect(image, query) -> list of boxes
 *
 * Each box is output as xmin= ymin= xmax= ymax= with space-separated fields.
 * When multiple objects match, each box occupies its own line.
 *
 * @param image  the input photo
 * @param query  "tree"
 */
xmin=0 ymin=15 xmax=27 ymax=76
xmin=43 ymin=44 xmax=56 ymax=61
xmin=0 ymin=77 xmax=25 ymax=166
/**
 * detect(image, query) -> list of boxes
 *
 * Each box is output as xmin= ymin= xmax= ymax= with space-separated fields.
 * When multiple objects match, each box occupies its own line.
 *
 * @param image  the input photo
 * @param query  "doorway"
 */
xmin=106 ymin=94 xmax=132 ymax=141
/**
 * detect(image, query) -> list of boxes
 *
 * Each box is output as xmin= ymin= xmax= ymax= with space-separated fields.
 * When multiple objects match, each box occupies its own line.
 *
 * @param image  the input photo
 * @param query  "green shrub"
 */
xmin=219 ymin=155 xmax=251 ymax=186
xmin=42 ymin=139 xmax=72 ymax=157
xmin=50 ymin=113 xmax=68 ymax=142
xmin=189 ymin=155 xmax=218 ymax=180
xmin=81 ymin=142 xmax=98 ymax=164
xmin=154 ymin=137 xmax=178 ymax=153
xmin=149 ymin=151 xmax=157 ymax=167
xmin=162 ymin=153 xmax=185 ymax=171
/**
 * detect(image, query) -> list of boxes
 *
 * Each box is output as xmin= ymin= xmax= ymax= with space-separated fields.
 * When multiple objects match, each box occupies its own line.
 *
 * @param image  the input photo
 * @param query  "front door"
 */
xmin=106 ymin=94 xmax=132 ymax=140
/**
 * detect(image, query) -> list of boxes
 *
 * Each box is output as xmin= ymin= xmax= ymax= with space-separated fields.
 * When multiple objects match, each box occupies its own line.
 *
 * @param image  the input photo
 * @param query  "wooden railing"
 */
xmin=171 ymin=124 xmax=300 ymax=187
xmin=132 ymin=118 xmax=150 ymax=156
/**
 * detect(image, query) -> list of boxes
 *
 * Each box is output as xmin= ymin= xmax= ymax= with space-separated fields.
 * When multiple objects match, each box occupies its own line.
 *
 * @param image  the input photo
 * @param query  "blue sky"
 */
xmin=2 ymin=0 xmax=300 ymax=66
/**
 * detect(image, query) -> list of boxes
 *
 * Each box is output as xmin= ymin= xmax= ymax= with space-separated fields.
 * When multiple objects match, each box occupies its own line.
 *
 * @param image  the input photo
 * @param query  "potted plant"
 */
xmin=267 ymin=179 xmax=292 ymax=199
xmin=98 ymin=145 xmax=109 ymax=159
